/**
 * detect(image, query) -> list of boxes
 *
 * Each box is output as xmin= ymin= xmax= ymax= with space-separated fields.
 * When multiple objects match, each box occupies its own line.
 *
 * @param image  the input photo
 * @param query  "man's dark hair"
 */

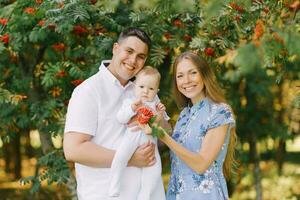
xmin=118 ymin=27 xmax=151 ymax=49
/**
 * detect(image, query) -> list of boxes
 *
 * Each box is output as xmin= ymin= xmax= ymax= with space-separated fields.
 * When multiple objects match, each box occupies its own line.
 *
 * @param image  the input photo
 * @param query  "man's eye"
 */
xmin=138 ymin=55 xmax=146 ymax=60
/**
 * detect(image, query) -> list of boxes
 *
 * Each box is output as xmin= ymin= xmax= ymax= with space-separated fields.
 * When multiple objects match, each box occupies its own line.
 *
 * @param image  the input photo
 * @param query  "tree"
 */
xmin=0 ymin=0 xmax=299 ymax=199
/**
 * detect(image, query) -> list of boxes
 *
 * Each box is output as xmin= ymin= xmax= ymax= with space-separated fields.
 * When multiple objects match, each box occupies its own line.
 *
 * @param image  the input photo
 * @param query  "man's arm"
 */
xmin=63 ymin=131 xmax=156 ymax=168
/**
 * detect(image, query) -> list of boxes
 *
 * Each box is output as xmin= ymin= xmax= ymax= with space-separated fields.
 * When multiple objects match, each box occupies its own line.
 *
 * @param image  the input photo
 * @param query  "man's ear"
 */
xmin=112 ymin=42 xmax=119 ymax=55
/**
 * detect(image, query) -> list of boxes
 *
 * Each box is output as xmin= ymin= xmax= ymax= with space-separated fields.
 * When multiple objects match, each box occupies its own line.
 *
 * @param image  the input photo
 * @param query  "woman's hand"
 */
xmin=139 ymin=123 xmax=152 ymax=135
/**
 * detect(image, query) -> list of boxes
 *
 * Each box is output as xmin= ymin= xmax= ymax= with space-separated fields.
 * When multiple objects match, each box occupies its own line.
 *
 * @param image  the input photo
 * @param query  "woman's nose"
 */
xmin=183 ymin=75 xmax=190 ymax=83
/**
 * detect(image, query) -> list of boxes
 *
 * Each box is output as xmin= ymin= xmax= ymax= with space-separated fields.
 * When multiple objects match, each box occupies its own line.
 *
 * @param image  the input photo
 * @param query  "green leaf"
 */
xmin=203 ymin=0 xmax=228 ymax=20
xmin=233 ymin=43 xmax=262 ymax=75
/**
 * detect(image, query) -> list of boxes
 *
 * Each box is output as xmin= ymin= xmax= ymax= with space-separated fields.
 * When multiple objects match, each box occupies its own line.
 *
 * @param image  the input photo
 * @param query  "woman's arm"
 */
xmin=160 ymin=124 xmax=229 ymax=173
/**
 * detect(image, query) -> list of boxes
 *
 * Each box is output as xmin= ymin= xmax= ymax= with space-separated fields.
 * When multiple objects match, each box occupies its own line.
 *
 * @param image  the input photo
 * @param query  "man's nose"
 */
xmin=128 ymin=54 xmax=137 ymax=65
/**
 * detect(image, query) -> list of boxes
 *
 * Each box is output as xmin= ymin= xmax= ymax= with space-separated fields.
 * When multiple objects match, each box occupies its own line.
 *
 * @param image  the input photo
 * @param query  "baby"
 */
xmin=109 ymin=66 xmax=169 ymax=200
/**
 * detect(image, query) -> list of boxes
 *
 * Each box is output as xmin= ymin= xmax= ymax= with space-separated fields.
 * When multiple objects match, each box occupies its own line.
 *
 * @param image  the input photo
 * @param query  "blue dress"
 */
xmin=166 ymin=98 xmax=235 ymax=200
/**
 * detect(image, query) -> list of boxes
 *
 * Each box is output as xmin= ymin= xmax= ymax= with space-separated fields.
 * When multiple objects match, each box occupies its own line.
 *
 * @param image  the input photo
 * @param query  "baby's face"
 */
xmin=134 ymin=75 xmax=159 ymax=102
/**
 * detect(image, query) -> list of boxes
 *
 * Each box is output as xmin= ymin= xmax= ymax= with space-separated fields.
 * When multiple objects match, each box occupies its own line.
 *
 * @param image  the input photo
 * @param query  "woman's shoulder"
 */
xmin=208 ymin=99 xmax=233 ymax=113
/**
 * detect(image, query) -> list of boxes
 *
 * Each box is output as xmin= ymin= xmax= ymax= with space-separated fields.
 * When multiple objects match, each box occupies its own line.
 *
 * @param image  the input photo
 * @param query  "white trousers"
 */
xmin=109 ymin=129 xmax=165 ymax=200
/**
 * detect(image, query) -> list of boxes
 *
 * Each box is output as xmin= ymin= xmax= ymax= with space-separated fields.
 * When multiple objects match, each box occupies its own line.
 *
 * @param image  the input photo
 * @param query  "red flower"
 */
xmin=0 ymin=34 xmax=9 ymax=44
xmin=137 ymin=107 xmax=154 ymax=125
xmin=52 ymin=43 xmax=66 ymax=52
xmin=47 ymin=24 xmax=56 ymax=30
xmin=89 ymin=0 xmax=97 ymax=4
xmin=229 ymin=2 xmax=244 ymax=13
xmin=211 ymin=31 xmax=221 ymax=37
xmin=0 ymin=18 xmax=8 ymax=26
xmin=234 ymin=15 xmax=241 ymax=22
xmin=204 ymin=47 xmax=215 ymax=57
xmin=254 ymin=19 xmax=264 ymax=39
xmin=24 ymin=7 xmax=36 ymax=15
xmin=58 ymin=2 xmax=64 ymax=8
xmin=273 ymin=32 xmax=284 ymax=45
xmin=173 ymin=19 xmax=183 ymax=28
xmin=56 ymin=70 xmax=66 ymax=78
xmin=38 ymin=20 xmax=45 ymax=26
xmin=183 ymin=34 xmax=192 ymax=42
xmin=73 ymin=25 xmax=88 ymax=35
xmin=163 ymin=32 xmax=171 ymax=40
xmin=71 ymin=79 xmax=84 ymax=86
xmin=263 ymin=7 xmax=270 ymax=14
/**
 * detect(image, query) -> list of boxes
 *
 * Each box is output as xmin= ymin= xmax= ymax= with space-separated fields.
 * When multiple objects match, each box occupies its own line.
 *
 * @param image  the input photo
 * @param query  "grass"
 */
xmin=1 ymin=156 xmax=300 ymax=199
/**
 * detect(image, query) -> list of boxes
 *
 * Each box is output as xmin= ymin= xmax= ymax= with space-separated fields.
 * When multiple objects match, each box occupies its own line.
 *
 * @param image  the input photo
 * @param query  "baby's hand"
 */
xmin=131 ymin=99 xmax=143 ymax=112
xmin=155 ymin=102 xmax=166 ymax=123
xmin=156 ymin=102 xmax=166 ymax=112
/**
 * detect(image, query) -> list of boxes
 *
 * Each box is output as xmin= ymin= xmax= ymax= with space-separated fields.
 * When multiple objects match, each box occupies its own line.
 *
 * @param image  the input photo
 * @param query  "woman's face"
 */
xmin=176 ymin=58 xmax=205 ymax=105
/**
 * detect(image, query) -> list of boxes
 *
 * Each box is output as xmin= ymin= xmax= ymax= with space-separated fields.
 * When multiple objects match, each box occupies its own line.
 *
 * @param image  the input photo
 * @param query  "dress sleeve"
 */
xmin=116 ymin=98 xmax=136 ymax=124
xmin=208 ymin=103 xmax=235 ymax=130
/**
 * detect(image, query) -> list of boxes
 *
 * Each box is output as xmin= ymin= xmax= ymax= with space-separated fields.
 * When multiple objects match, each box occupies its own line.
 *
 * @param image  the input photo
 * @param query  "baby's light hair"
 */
xmin=136 ymin=66 xmax=161 ymax=84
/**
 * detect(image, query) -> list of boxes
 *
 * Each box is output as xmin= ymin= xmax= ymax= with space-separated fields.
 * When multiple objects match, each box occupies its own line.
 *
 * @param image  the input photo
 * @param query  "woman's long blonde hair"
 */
xmin=172 ymin=51 xmax=237 ymax=179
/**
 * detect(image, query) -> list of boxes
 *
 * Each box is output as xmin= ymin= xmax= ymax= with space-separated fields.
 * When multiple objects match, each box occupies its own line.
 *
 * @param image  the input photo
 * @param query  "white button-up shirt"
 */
xmin=64 ymin=60 xmax=165 ymax=200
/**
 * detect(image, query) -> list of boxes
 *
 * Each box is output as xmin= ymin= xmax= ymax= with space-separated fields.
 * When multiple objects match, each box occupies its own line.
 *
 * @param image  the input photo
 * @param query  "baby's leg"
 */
xmin=137 ymin=136 xmax=162 ymax=200
xmin=109 ymin=130 xmax=142 ymax=197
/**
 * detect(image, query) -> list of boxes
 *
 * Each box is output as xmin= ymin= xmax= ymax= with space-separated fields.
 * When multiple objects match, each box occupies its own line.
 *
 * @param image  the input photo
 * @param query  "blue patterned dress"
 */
xmin=166 ymin=98 xmax=235 ymax=200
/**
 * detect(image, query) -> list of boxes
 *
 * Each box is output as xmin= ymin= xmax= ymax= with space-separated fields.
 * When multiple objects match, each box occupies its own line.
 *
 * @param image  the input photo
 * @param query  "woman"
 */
xmin=160 ymin=51 xmax=237 ymax=200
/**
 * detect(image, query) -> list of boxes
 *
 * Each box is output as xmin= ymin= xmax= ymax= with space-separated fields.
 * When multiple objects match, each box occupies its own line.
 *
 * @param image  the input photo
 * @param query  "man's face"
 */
xmin=110 ymin=36 xmax=148 ymax=85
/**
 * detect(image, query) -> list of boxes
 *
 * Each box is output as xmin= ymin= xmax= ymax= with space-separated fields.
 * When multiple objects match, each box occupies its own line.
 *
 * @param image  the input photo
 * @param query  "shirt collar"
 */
xmin=99 ymin=60 xmax=134 ymax=89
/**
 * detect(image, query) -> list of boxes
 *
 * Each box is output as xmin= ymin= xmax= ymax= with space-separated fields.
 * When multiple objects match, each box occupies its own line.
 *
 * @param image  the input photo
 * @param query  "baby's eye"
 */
xmin=139 ymin=85 xmax=144 ymax=88
xmin=150 ymin=88 xmax=154 ymax=90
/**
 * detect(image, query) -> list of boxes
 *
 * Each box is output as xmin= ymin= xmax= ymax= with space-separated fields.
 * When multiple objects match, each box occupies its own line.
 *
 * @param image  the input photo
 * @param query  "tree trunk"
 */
xmin=3 ymin=142 xmax=13 ymax=174
xmin=13 ymin=131 xmax=22 ymax=179
xmin=276 ymin=82 xmax=286 ymax=175
xmin=249 ymin=135 xmax=263 ymax=200
xmin=276 ymin=139 xmax=286 ymax=175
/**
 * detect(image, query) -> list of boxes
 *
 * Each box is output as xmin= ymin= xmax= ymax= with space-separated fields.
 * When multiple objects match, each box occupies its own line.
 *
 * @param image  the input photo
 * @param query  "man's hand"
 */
xmin=128 ymin=141 xmax=156 ymax=167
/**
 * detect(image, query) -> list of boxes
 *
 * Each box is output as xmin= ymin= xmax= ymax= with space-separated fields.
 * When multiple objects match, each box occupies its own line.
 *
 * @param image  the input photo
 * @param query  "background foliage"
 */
xmin=0 ymin=0 xmax=299 ymax=199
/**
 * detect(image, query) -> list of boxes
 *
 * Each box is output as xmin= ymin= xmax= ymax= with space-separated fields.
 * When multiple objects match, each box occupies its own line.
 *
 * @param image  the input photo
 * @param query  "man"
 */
xmin=63 ymin=28 xmax=166 ymax=200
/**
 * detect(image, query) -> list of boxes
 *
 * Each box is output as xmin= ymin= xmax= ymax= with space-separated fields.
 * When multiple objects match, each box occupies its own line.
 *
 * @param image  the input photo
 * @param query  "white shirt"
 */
xmin=65 ymin=61 xmax=165 ymax=200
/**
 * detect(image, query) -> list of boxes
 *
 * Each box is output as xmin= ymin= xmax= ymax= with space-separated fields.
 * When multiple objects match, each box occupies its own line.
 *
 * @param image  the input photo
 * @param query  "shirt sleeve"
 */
xmin=116 ymin=98 xmax=136 ymax=124
xmin=208 ymin=103 xmax=235 ymax=130
xmin=64 ymin=85 xmax=98 ymax=136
